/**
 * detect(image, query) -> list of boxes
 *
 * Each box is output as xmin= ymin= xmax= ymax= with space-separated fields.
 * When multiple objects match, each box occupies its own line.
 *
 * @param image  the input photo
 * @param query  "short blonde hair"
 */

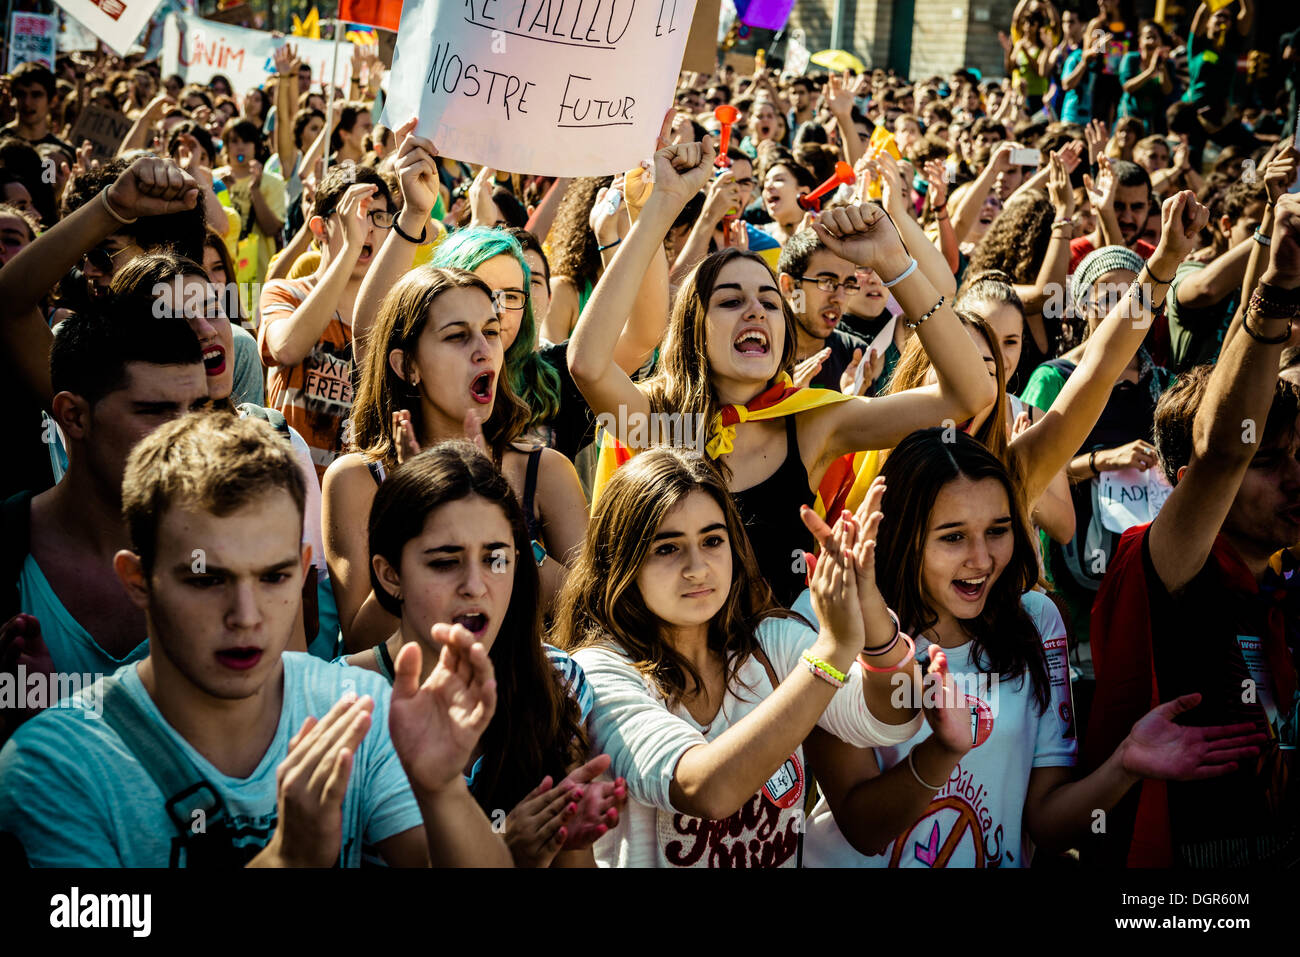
xmin=122 ymin=409 xmax=305 ymax=572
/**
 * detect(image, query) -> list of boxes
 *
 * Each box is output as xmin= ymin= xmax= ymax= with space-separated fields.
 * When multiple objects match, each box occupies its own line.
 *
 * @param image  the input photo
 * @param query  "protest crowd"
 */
xmin=1 ymin=0 xmax=1299 ymax=870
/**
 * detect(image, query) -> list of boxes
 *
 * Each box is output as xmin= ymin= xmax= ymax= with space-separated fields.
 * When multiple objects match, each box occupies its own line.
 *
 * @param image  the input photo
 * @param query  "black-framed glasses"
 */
xmin=367 ymin=209 xmax=395 ymax=229
xmin=797 ymin=275 xmax=861 ymax=295
xmin=493 ymin=288 xmax=527 ymax=310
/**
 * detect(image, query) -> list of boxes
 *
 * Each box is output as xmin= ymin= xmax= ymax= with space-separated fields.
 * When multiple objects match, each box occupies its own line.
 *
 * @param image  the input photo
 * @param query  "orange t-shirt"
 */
xmin=257 ymin=277 xmax=354 ymax=478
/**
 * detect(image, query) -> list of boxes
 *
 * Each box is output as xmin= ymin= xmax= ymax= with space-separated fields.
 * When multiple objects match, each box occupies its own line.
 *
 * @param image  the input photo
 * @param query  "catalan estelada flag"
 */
xmin=338 ymin=0 xmax=403 ymax=32
xmin=591 ymin=374 xmax=882 ymax=519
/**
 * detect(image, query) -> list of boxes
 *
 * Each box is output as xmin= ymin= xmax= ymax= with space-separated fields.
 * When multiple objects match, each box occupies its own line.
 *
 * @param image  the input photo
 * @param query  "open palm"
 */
xmin=1121 ymin=693 xmax=1266 ymax=781
xmin=389 ymin=626 xmax=497 ymax=795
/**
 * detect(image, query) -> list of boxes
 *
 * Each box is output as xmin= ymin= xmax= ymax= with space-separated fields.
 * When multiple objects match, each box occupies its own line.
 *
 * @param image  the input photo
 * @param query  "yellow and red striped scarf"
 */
xmin=590 ymin=374 xmax=883 ymax=519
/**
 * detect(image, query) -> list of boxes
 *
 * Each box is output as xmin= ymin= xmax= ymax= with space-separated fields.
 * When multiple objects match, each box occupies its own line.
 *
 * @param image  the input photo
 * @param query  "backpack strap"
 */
xmin=236 ymin=403 xmax=292 ymax=443
xmin=0 ymin=491 xmax=34 ymax=623
xmin=751 ymin=641 xmax=809 ymax=868
xmin=99 ymin=675 xmax=230 ymax=836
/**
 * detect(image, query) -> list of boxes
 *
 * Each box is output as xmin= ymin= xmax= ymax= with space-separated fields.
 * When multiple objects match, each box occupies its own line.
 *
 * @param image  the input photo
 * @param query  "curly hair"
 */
xmin=965 ymin=187 xmax=1053 ymax=284
xmin=548 ymin=175 xmax=612 ymax=286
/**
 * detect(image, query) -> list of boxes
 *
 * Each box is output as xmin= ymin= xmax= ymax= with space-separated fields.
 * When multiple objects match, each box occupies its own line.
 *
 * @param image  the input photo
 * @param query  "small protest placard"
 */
xmin=68 ymin=105 xmax=132 ymax=162
xmin=8 ymin=12 xmax=59 ymax=72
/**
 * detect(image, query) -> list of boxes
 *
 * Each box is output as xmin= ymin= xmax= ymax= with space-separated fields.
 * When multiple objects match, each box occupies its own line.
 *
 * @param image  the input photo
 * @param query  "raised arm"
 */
xmin=525 ymin=176 xmax=572 ymax=241
xmin=878 ymin=153 xmax=957 ymax=297
xmin=825 ymin=73 xmax=865 ymax=168
xmin=1148 ymin=195 xmax=1300 ymax=592
xmin=261 ymin=183 xmax=375 ymax=367
xmin=354 ymin=119 xmax=439 ymax=371
xmin=0 ymin=156 xmax=200 ymax=408
xmin=951 ymin=143 xmax=1016 ymax=243
xmin=568 ymin=141 xmax=716 ymax=444
xmin=1014 ymin=152 xmax=1074 ymax=319
xmin=1011 ymin=192 xmax=1209 ymax=505
xmin=801 ymin=205 xmax=997 ymax=465
xmin=273 ymin=44 xmax=301 ymax=182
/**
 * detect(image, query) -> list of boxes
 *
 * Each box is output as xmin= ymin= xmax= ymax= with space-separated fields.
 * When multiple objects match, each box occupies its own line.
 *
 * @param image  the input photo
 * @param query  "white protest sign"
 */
xmin=382 ymin=0 xmax=699 ymax=176
xmin=51 ymin=0 xmax=164 ymax=57
xmin=8 ymin=12 xmax=58 ymax=71
xmin=785 ymin=29 xmax=810 ymax=75
xmin=851 ymin=313 xmax=896 ymax=395
xmin=162 ymin=13 xmax=353 ymax=96
xmin=1096 ymin=466 xmax=1173 ymax=534
xmin=58 ymin=10 xmax=101 ymax=51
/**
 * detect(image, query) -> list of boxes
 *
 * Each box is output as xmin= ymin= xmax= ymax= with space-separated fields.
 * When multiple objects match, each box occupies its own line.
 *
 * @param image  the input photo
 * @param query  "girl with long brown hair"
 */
xmin=344 ymin=441 xmax=626 ymax=867
xmin=554 ymin=446 xmax=925 ymax=868
xmin=323 ymin=266 xmax=588 ymax=654
xmin=797 ymin=429 xmax=1266 ymax=867
xmin=570 ymin=139 xmax=996 ymax=606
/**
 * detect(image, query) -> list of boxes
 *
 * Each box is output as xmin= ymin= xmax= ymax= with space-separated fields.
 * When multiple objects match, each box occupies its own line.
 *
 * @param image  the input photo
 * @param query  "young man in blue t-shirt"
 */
xmin=0 ymin=411 xmax=509 ymax=867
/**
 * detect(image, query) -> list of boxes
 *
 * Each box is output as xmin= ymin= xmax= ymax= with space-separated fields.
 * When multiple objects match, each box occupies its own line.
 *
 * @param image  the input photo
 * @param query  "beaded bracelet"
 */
xmin=907 ymin=749 xmax=945 ymax=790
xmin=801 ymin=650 xmax=846 ymax=688
xmin=859 ymin=633 xmax=916 ymax=673
xmin=904 ymin=295 xmax=945 ymax=331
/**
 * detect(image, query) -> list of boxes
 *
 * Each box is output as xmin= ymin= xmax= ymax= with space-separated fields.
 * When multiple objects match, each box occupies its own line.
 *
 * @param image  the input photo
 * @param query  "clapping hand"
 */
xmin=389 ymin=625 xmax=497 ymax=796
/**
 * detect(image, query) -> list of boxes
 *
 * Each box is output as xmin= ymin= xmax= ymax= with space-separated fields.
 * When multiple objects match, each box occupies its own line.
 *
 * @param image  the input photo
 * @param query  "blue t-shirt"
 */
xmin=0 ymin=653 xmax=422 ymax=866
xmin=1061 ymin=48 xmax=1098 ymax=125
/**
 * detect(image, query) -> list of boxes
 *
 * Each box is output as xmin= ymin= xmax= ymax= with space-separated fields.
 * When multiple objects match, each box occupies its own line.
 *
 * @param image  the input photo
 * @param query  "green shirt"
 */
xmin=1166 ymin=260 xmax=1238 ymax=373
xmin=1184 ymin=28 xmax=1242 ymax=111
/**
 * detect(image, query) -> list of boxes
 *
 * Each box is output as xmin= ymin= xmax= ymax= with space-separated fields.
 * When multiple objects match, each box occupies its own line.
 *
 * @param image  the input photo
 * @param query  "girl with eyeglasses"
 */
xmin=323 ymin=266 xmax=589 ymax=655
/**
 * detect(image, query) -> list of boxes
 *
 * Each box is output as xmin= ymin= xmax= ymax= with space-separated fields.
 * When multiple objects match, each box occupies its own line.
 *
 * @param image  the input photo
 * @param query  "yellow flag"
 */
xmin=293 ymin=7 xmax=321 ymax=38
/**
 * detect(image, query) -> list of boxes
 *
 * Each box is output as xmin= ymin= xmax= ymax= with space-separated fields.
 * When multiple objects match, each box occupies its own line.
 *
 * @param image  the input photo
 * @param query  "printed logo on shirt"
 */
xmin=888 ymin=792 xmax=1009 ymax=869
xmin=1044 ymin=637 xmax=1076 ymax=740
xmin=967 ymin=694 xmax=995 ymax=748
xmin=303 ymin=346 xmax=354 ymax=411
xmin=762 ymin=754 xmax=804 ymax=809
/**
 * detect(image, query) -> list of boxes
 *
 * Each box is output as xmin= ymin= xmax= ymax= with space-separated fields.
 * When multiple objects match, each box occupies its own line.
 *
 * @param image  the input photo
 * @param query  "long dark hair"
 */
xmin=642 ymin=247 xmax=799 ymax=479
xmin=368 ymin=441 xmax=586 ymax=812
xmin=876 ymin=430 xmax=1050 ymax=710
xmin=553 ymin=447 xmax=798 ymax=706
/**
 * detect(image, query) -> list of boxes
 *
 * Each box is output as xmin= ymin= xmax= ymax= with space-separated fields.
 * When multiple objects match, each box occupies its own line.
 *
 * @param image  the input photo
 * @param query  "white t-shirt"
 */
xmin=573 ymin=615 xmax=923 ymax=868
xmin=795 ymin=589 xmax=1078 ymax=868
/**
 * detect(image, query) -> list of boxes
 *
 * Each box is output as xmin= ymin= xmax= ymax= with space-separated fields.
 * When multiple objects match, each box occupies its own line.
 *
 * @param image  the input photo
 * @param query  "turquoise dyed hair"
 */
xmin=433 ymin=227 xmax=561 ymax=430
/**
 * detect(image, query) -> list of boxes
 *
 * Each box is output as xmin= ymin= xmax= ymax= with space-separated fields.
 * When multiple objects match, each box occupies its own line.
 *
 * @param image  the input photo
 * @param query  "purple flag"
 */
xmin=736 ymin=0 xmax=795 ymax=31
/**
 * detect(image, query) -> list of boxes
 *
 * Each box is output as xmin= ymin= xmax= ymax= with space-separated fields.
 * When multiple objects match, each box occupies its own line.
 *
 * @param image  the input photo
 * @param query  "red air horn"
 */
xmin=798 ymin=161 xmax=856 ymax=212
xmin=714 ymin=104 xmax=739 ymax=167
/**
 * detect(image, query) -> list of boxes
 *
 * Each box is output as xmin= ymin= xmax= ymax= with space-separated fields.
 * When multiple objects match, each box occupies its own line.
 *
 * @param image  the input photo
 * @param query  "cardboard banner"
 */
xmin=8 ymin=12 xmax=59 ymax=72
xmin=680 ymin=0 xmax=720 ymax=76
xmin=67 ymin=104 xmax=132 ymax=161
xmin=50 ymin=0 xmax=165 ymax=57
xmin=162 ymin=13 xmax=354 ymax=96
xmin=382 ymin=0 xmax=698 ymax=176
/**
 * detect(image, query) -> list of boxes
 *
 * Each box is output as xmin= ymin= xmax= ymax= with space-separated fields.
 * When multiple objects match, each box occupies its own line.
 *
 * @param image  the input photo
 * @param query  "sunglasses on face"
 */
xmin=82 ymin=245 xmax=116 ymax=273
